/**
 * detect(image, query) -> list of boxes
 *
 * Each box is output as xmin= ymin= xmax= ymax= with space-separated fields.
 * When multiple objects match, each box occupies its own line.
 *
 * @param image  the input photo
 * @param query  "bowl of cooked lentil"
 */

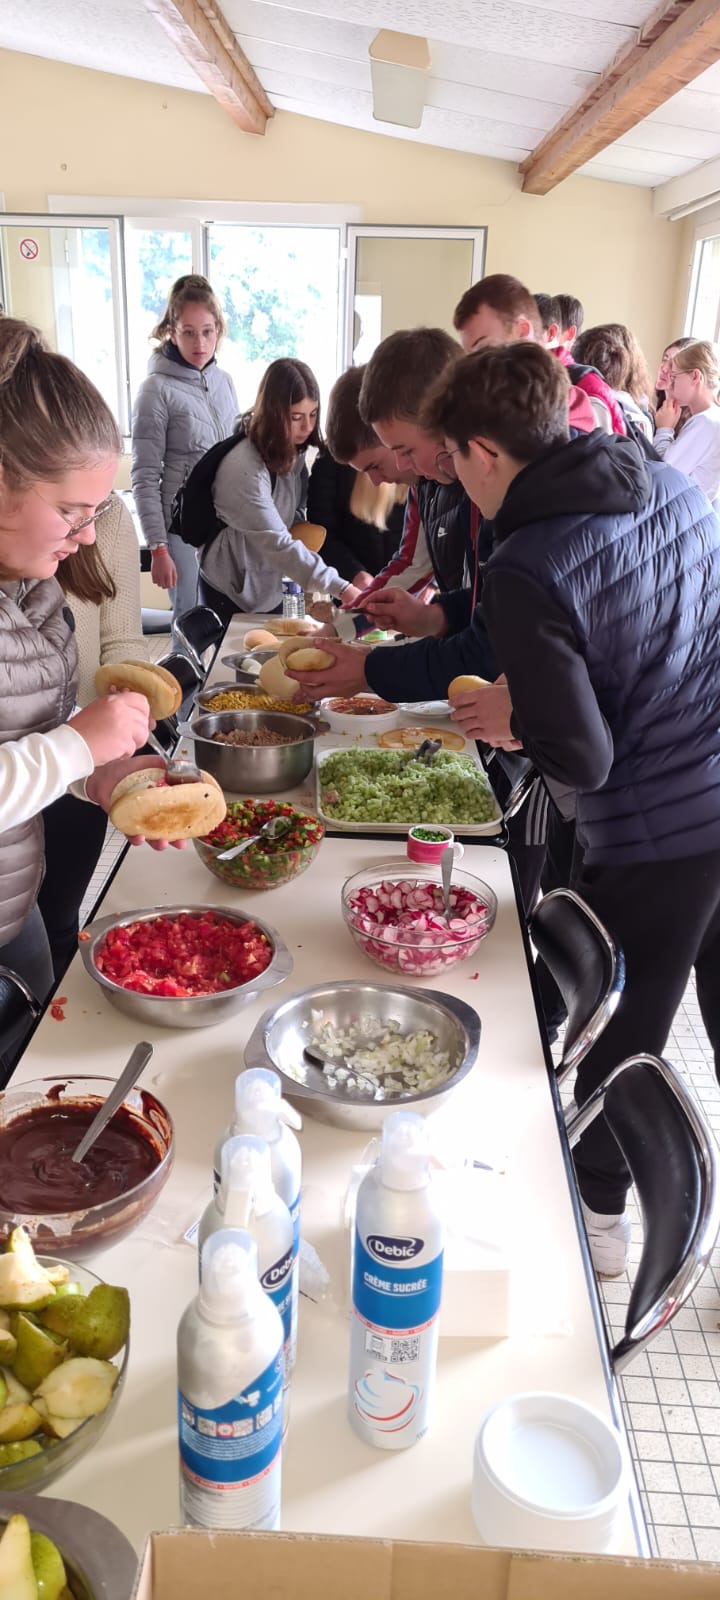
xmin=194 ymin=798 xmax=325 ymax=890
xmin=188 ymin=710 xmax=320 ymax=793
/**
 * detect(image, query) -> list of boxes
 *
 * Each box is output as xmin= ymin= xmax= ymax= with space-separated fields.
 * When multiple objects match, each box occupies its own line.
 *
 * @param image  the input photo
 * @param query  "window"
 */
xmin=0 ymin=215 xmax=128 ymax=428
xmin=124 ymin=221 xmax=197 ymax=403
xmin=207 ymin=224 xmax=342 ymax=411
xmin=346 ymin=226 xmax=487 ymax=364
xmin=686 ymin=234 xmax=720 ymax=342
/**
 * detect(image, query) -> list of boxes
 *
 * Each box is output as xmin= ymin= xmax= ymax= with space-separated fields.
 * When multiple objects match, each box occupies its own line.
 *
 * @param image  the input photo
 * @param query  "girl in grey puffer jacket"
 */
xmin=131 ymin=275 xmax=238 ymax=625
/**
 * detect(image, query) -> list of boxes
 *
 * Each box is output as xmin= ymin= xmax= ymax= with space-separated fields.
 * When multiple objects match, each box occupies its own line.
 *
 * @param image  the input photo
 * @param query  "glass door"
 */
xmin=346 ymin=225 xmax=487 ymax=364
xmin=0 ymin=214 xmax=128 ymax=430
xmin=124 ymin=219 xmax=200 ymax=405
xmin=206 ymin=223 xmax=343 ymax=412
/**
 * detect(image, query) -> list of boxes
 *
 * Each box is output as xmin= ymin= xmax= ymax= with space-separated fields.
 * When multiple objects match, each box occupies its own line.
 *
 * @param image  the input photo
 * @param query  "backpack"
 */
xmin=168 ymin=428 xmax=276 ymax=550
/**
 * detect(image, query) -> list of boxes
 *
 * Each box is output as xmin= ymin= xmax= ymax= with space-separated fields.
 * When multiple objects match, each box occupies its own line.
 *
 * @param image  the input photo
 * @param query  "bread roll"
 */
xmin=267 ymin=617 xmax=321 ymax=637
xmin=448 ymin=674 xmax=491 ymax=700
xmin=243 ymin=628 xmax=278 ymax=650
xmin=109 ymin=768 xmax=226 ymax=841
xmin=290 ymin=521 xmax=326 ymax=553
xmin=258 ymin=653 xmax=301 ymax=701
xmin=95 ymin=660 xmax=182 ymax=719
xmin=285 ymin=647 xmax=335 ymax=671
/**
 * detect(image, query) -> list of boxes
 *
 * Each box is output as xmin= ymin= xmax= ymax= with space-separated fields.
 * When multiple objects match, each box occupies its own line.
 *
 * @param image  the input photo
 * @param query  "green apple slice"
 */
xmin=30 ymin=1532 xmax=67 ymax=1600
xmin=42 ymin=1285 xmax=129 ymax=1361
xmin=34 ymin=1356 xmax=117 ymax=1420
xmin=0 ymin=1440 xmax=42 ymax=1467
xmin=0 ymin=1231 xmax=56 ymax=1312
xmin=0 ymin=1514 xmax=36 ymax=1600
xmin=0 ymin=1403 xmax=42 ymax=1442
xmin=12 ymin=1317 xmax=67 ymax=1391
xmin=1 ymin=1368 xmax=31 ymax=1405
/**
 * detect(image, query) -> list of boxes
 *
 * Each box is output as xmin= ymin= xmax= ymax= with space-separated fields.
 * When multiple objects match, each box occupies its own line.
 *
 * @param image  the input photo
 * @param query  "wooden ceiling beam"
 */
xmin=520 ymin=0 xmax=720 ymax=196
xmin=144 ymin=0 xmax=273 ymax=136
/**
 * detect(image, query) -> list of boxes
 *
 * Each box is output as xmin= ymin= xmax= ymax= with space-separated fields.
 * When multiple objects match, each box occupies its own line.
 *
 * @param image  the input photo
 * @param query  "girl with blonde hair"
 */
xmin=654 ymin=340 xmax=720 ymax=509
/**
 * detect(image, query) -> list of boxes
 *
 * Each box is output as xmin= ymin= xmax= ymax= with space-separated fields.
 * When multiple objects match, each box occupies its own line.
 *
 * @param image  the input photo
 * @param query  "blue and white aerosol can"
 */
xmin=348 ymin=1111 xmax=445 ymax=1450
xmin=213 ymin=1070 xmax=302 ymax=1370
xmin=177 ymin=1229 xmax=284 ymax=1529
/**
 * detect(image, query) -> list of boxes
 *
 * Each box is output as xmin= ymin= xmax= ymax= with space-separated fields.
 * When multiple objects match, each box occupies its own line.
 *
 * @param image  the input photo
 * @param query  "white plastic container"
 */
xmin=213 ymin=1070 xmax=302 ymax=1369
xmin=321 ymin=696 xmax=400 ymax=736
xmin=471 ymin=1391 xmax=627 ymax=1553
xmin=200 ymin=1136 xmax=294 ymax=1404
xmin=177 ymin=1229 xmax=284 ymax=1530
xmin=349 ymin=1110 xmax=445 ymax=1451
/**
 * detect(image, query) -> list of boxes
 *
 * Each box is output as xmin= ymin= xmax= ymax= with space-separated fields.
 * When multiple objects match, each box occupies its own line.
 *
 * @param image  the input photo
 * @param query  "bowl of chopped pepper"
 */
xmin=194 ymin=799 xmax=325 ymax=892
xmin=80 ymin=904 xmax=293 ymax=1028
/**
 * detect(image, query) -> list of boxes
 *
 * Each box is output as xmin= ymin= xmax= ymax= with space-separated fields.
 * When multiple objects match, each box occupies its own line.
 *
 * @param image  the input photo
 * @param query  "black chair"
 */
xmin=529 ymin=888 xmax=625 ymax=1085
xmin=174 ymin=606 xmax=225 ymax=675
xmin=0 ymin=966 xmax=41 ymax=1087
xmin=155 ymin=650 xmax=203 ymax=729
xmin=566 ymin=1054 xmax=720 ymax=1371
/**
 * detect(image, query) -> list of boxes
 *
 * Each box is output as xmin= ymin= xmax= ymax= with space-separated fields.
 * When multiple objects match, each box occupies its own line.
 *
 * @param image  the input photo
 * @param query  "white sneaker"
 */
xmin=581 ymin=1202 xmax=631 ymax=1278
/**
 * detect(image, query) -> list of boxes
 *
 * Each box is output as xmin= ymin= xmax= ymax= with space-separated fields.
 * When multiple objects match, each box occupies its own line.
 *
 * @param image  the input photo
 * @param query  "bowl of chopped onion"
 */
xmin=341 ymin=861 xmax=497 ymax=978
xmin=244 ymin=981 xmax=481 ymax=1129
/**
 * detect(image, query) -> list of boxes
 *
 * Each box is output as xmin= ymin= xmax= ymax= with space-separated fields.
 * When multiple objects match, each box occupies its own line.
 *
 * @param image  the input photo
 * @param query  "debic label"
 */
xmin=261 ymin=1249 xmax=293 ymax=1292
xmin=367 ymin=1234 xmax=424 ymax=1262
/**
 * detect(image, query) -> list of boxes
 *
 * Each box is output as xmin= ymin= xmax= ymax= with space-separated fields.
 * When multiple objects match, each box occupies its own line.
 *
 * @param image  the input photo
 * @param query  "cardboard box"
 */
xmin=133 ymin=1529 xmax=720 ymax=1600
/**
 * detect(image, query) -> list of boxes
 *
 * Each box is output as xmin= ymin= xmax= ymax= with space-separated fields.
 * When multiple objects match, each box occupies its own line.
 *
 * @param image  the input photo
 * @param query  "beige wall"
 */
xmin=356 ymin=236 xmax=475 ymax=342
xmin=0 ymin=48 xmax=685 ymax=367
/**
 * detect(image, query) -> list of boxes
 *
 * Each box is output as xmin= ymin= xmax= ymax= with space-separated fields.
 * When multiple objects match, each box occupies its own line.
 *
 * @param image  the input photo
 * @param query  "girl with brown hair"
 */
xmin=39 ymin=494 xmax=150 ymax=977
xmin=572 ymin=323 xmax=654 ymax=439
xmin=0 ymin=319 xmax=164 ymax=1039
xmin=131 ymin=274 xmax=238 ymax=626
xmin=199 ymin=357 xmax=361 ymax=620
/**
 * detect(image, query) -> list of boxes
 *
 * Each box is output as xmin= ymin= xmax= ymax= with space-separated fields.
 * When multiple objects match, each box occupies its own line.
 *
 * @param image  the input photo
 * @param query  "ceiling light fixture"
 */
xmin=369 ymin=30 xmax=431 ymax=130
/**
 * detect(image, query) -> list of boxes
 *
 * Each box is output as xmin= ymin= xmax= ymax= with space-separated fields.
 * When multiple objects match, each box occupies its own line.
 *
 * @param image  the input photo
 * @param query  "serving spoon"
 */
xmin=71 ymin=1041 xmax=154 ymax=1165
xmin=215 ymin=815 xmax=293 ymax=863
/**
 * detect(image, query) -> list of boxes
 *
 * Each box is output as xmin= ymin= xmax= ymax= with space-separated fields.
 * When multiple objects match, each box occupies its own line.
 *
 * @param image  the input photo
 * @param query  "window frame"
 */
xmin=345 ymin=223 xmax=487 ymax=365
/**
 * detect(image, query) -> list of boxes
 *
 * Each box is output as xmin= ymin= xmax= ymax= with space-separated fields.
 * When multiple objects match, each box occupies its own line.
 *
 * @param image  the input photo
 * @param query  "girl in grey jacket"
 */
xmin=199 ymin=358 xmax=361 ymax=618
xmin=131 ymin=275 xmax=238 ymax=625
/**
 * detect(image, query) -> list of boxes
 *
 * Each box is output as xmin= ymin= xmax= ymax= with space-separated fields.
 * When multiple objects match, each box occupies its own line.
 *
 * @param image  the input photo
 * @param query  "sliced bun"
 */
xmin=448 ymin=674 xmax=491 ymax=700
xmin=109 ymin=767 xmax=226 ymax=841
xmin=258 ymin=654 xmax=301 ymax=701
xmin=266 ymin=617 xmax=321 ymax=637
xmin=285 ymin=647 xmax=335 ymax=672
xmin=243 ymin=628 xmax=278 ymax=650
xmin=95 ymin=660 xmax=182 ymax=719
xmin=290 ymin=521 xmax=326 ymax=553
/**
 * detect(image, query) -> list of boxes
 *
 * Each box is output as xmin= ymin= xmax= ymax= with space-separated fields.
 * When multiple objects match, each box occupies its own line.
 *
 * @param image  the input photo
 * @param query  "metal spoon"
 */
xmin=71 ymin=1041 xmax=154 ymax=1165
xmin=215 ymin=815 xmax=293 ymax=862
xmin=303 ymin=1044 xmax=393 ymax=1096
xmin=409 ymin=737 xmax=441 ymax=766
xmin=145 ymin=730 xmax=203 ymax=785
xmin=440 ymin=844 xmax=454 ymax=924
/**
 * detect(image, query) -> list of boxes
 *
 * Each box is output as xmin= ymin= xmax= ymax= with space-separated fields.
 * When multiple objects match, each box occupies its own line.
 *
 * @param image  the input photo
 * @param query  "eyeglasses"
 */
xmin=435 ymin=440 xmax=499 ymax=473
xmin=33 ymin=489 xmax=114 ymax=535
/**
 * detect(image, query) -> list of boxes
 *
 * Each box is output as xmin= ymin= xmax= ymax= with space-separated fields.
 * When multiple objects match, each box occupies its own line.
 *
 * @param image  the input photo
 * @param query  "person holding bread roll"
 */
xmin=198 ymin=358 xmax=362 ymax=623
xmin=0 ymin=318 xmax=187 ymax=1048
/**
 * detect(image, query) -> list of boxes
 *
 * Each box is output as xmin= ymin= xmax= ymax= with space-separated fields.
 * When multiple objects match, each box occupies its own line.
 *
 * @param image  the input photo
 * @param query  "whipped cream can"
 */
xmin=349 ymin=1111 xmax=445 ymax=1450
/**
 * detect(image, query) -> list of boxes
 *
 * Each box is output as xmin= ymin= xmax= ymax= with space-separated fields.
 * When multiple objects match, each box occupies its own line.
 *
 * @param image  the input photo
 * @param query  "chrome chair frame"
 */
xmin=567 ymin=1053 xmax=720 ymax=1372
xmin=530 ymin=887 xmax=625 ymax=1085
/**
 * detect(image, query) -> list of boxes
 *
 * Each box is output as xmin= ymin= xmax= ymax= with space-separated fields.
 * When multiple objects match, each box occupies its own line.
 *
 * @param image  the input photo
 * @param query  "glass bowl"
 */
xmin=194 ymin=798 xmax=325 ymax=891
xmin=341 ymin=860 xmax=497 ymax=977
xmin=0 ymin=1256 xmax=128 ymax=1495
xmin=0 ymin=1076 xmax=174 ymax=1257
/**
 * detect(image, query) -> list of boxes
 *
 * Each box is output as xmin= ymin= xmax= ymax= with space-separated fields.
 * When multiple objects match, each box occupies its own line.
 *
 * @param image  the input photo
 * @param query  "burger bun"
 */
xmin=448 ymin=674 xmax=491 ymax=700
xmin=109 ymin=767 xmax=226 ymax=841
xmin=243 ymin=628 xmax=278 ymax=650
xmin=95 ymin=660 xmax=182 ymax=719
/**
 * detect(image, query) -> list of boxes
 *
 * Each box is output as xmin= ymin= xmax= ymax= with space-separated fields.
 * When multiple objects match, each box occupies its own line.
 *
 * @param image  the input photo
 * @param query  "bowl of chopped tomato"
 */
xmin=80 ymin=905 xmax=293 ymax=1028
xmin=195 ymin=799 xmax=325 ymax=891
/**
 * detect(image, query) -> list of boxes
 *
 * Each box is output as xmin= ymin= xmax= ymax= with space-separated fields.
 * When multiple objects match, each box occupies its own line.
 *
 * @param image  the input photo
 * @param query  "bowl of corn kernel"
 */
xmin=198 ymin=682 xmax=317 ymax=717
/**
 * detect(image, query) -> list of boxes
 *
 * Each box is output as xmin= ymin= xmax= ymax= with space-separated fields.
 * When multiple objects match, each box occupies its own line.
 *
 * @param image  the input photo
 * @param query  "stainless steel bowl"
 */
xmin=81 ymin=903 xmax=292 ymax=1029
xmin=0 ymin=1494 xmax=137 ymax=1600
xmin=244 ymin=981 xmax=480 ymax=1130
xmin=188 ymin=710 xmax=317 ymax=793
xmin=198 ymin=680 xmax=319 ymax=715
xmin=222 ymin=649 xmax=276 ymax=683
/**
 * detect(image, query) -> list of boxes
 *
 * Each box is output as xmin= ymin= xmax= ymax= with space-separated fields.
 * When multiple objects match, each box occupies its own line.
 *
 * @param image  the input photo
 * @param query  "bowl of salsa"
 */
xmin=195 ymin=798 xmax=325 ymax=891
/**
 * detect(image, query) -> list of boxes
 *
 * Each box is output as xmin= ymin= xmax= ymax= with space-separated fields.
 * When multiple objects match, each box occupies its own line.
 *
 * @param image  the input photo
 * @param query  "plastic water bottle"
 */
xmin=348 ymin=1111 xmax=445 ymax=1450
xmin=213 ymin=1070 xmax=302 ymax=1370
xmin=200 ymin=1136 xmax=294 ymax=1416
xmin=282 ymin=579 xmax=305 ymax=619
xmin=177 ymin=1229 xmax=284 ymax=1529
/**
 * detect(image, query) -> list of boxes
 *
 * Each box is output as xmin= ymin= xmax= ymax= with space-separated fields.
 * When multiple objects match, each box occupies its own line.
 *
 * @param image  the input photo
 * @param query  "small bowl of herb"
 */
xmin=407 ymin=824 xmax=464 ymax=866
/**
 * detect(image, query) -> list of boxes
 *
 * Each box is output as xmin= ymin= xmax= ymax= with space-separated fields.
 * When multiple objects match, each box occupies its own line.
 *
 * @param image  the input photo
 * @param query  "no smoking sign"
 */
xmin=19 ymin=238 xmax=39 ymax=261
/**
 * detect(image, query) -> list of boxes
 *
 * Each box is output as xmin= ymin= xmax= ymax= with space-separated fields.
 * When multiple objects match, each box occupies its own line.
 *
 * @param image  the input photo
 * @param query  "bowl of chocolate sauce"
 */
xmin=0 ymin=1077 xmax=174 ymax=1256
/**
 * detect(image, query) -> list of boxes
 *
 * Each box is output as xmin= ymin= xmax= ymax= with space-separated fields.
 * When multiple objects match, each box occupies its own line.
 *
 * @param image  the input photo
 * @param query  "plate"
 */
xmin=316 ymin=746 xmax=502 ymax=837
xmin=0 ymin=1492 xmax=137 ymax=1600
xmin=398 ymin=700 xmax=451 ymax=718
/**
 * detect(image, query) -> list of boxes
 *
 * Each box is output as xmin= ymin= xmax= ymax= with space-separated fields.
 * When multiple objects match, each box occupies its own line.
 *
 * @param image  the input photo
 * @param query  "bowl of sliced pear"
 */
xmin=0 ymin=1227 xmax=129 ymax=1493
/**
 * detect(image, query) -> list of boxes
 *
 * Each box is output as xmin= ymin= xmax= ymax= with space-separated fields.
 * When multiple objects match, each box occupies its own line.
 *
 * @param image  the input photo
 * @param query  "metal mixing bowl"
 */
xmin=244 ymin=981 xmax=481 ymax=1130
xmin=81 ymin=903 xmax=293 ymax=1029
xmin=188 ymin=710 xmax=318 ymax=793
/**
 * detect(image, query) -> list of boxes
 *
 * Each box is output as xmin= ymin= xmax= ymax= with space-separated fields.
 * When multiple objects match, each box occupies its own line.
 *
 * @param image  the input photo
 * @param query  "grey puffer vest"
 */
xmin=0 ymin=579 xmax=78 ymax=944
xmin=131 ymin=349 xmax=238 ymax=548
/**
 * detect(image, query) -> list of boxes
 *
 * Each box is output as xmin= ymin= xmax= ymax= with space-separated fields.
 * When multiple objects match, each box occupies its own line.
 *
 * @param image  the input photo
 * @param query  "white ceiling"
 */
xmin=3 ymin=0 xmax=720 ymax=189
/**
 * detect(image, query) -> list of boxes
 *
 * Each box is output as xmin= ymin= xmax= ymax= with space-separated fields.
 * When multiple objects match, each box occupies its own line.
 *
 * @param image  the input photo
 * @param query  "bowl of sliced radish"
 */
xmin=341 ymin=861 xmax=497 ymax=977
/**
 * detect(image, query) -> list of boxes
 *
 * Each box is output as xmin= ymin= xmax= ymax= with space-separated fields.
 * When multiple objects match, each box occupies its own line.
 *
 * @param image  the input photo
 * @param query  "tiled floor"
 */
xmin=602 ymin=982 xmax=720 ymax=1561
